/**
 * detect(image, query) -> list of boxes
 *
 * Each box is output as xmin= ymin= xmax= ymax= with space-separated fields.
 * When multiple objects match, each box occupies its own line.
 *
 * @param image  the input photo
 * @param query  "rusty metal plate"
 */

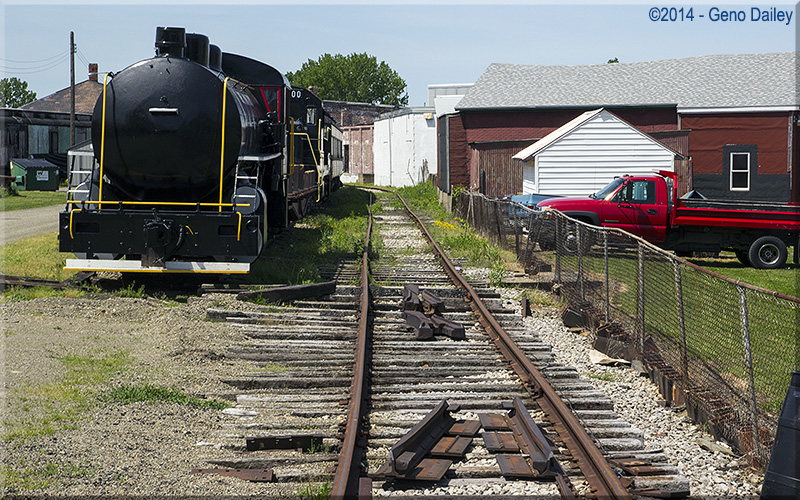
xmin=246 ymin=434 xmax=323 ymax=452
xmin=190 ymin=468 xmax=274 ymax=482
xmin=479 ymin=413 xmax=509 ymax=431
xmin=481 ymin=431 xmax=519 ymax=453
xmin=431 ymin=436 xmax=472 ymax=458
xmin=495 ymin=455 xmax=537 ymax=479
xmin=402 ymin=458 xmax=453 ymax=481
xmin=448 ymin=419 xmax=481 ymax=436
xmin=610 ymin=457 xmax=666 ymax=476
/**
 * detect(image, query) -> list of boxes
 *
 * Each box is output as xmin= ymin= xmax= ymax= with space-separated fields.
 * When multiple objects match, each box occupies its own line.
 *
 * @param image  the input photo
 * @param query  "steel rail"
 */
xmin=396 ymin=193 xmax=633 ymax=500
xmin=330 ymin=202 xmax=373 ymax=500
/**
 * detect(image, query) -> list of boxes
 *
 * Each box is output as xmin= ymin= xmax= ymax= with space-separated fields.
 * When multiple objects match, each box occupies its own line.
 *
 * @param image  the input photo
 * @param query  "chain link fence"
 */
xmin=455 ymin=190 xmax=800 ymax=467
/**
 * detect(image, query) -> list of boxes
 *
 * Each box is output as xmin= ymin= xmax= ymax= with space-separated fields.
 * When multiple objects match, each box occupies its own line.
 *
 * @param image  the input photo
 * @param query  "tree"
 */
xmin=287 ymin=53 xmax=408 ymax=106
xmin=607 ymin=57 xmax=620 ymax=64
xmin=1 ymin=77 xmax=37 ymax=108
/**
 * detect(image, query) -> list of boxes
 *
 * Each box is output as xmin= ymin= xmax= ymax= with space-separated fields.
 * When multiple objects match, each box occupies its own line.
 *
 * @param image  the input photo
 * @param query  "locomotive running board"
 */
xmin=65 ymin=259 xmax=250 ymax=274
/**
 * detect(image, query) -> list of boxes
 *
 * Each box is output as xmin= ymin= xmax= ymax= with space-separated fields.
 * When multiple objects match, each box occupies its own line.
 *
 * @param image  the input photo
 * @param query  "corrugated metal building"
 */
xmin=513 ymin=109 xmax=681 ymax=197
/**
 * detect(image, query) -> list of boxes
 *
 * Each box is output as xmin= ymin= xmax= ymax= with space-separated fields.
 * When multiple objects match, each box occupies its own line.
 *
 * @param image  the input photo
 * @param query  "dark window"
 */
xmin=730 ymin=152 xmax=750 ymax=190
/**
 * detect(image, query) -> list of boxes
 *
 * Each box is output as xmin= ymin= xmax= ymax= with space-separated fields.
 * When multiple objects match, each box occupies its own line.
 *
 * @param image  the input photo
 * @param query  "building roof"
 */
xmin=457 ymin=52 xmax=798 ymax=112
xmin=21 ymin=80 xmax=103 ymax=115
xmin=512 ymin=108 xmax=683 ymax=161
xmin=10 ymin=158 xmax=59 ymax=169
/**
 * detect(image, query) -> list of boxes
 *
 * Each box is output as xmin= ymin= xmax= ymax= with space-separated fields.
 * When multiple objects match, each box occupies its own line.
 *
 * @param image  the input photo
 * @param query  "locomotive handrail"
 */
xmin=68 ymin=209 xmax=81 ymax=239
xmin=98 ymin=73 xmax=110 ymax=207
xmin=218 ymin=77 xmax=230 ymax=213
xmin=66 ymin=200 xmax=249 ymax=208
xmin=316 ymin=118 xmax=324 ymax=202
xmin=288 ymin=118 xmax=323 ymax=182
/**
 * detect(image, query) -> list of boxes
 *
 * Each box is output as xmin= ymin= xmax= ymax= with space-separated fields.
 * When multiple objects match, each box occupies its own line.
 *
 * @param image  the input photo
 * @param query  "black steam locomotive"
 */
xmin=59 ymin=27 xmax=343 ymax=273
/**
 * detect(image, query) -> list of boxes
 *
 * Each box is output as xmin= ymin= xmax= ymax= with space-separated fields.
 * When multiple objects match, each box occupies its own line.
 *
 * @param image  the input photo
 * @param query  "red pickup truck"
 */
xmin=536 ymin=171 xmax=800 ymax=269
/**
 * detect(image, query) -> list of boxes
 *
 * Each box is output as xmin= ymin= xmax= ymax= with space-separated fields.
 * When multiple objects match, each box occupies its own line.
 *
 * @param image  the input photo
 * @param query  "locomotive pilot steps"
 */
xmin=59 ymin=27 xmax=343 ymax=273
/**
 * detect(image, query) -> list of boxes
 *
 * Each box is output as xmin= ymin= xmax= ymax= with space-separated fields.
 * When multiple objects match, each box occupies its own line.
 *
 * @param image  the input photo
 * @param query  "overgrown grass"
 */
xmin=396 ymin=182 xmax=519 ymax=286
xmin=105 ymin=384 xmax=231 ymax=410
xmin=0 ymin=188 xmax=66 ymax=211
xmin=249 ymin=186 xmax=380 ymax=284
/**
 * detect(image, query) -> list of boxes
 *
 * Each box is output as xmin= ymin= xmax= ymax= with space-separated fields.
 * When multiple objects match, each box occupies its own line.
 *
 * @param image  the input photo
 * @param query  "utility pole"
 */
xmin=70 ymin=31 xmax=76 ymax=147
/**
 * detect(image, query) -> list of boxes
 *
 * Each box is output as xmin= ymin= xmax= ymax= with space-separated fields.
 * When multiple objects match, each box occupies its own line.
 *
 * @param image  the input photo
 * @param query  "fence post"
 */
xmin=493 ymin=199 xmax=503 ymax=244
xmin=738 ymin=285 xmax=764 ymax=462
xmin=604 ymin=232 xmax=610 ymax=322
xmin=578 ymin=224 xmax=585 ymax=301
xmin=673 ymin=260 xmax=688 ymax=397
xmin=555 ymin=215 xmax=562 ymax=284
xmin=637 ymin=242 xmax=645 ymax=351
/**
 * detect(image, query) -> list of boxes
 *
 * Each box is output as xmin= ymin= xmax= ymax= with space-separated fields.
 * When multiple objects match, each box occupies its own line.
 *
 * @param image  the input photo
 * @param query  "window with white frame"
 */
xmin=730 ymin=151 xmax=750 ymax=190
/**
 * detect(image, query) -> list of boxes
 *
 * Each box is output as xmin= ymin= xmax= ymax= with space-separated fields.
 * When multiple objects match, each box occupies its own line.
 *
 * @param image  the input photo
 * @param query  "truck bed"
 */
xmin=675 ymin=198 xmax=800 ymax=230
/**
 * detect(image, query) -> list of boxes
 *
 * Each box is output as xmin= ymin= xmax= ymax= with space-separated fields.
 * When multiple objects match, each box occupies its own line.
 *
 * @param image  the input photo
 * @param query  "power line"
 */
xmin=0 ymin=50 xmax=69 ymax=64
xmin=0 ymin=56 xmax=68 ymax=74
xmin=76 ymin=48 xmax=91 ymax=68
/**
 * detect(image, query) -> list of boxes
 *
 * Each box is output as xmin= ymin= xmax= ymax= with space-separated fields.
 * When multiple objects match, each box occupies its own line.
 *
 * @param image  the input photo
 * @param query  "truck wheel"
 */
xmin=734 ymin=249 xmax=750 ymax=266
xmin=747 ymin=236 xmax=787 ymax=269
xmin=563 ymin=227 xmax=595 ymax=255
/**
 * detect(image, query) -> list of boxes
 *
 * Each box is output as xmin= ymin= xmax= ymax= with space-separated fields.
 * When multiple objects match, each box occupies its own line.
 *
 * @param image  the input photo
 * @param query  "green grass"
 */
xmin=395 ymin=182 xmax=518 ymax=285
xmin=687 ymin=251 xmax=799 ymax=298
xmin=0 ymin=232 xmax=77 ymax=282
xmin=2 ymin=461 xmax=91 ymax=491
xmin=547 ymin=243 xmax=798 ymax=414
xmin=3 ymin=350 xmax=134 ymax=443
xmin=105 ymin=384 xmax=231 ymax=410
xmin=0 ymin=188 xmax=66 ymax=211
xmin=295 ymin=482 xmax=332 ymax=500
xmin=249 ymin=186 xmax=380 ymax=284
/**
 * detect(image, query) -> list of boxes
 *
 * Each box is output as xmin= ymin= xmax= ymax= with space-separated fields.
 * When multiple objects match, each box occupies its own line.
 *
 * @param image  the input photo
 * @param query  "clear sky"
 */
xmin=1 ymin=1 xmax=797 ymax=107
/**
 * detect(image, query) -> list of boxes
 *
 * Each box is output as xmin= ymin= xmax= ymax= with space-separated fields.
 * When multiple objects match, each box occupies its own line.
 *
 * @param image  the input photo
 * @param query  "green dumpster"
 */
xmin=10 ymin=158 xmax=60 ymax=191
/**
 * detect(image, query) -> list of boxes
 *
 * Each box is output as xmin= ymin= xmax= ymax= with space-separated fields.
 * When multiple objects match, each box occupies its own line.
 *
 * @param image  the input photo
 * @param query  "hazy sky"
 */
xmin=2 ymin=1 xmax=797 ymax=106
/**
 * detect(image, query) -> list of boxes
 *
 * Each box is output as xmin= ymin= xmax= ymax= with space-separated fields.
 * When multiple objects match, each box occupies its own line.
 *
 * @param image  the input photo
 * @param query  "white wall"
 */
xmin=524 ymin=111 xmax=676 ymax=196
xmin=374 ymin=112 xmax=437 ymax=188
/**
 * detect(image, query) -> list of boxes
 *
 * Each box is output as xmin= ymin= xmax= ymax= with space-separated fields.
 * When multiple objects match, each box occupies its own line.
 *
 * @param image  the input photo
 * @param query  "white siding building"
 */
xmin=373 ymin=108 xmax=437 ymax=188
xmin=512 ymin=108 xmax=681 ymax=196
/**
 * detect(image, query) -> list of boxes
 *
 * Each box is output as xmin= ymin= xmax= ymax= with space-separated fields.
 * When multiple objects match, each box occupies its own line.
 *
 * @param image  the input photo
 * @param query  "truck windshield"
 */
xmin=590 ymin=178 xmax=625 ymax=200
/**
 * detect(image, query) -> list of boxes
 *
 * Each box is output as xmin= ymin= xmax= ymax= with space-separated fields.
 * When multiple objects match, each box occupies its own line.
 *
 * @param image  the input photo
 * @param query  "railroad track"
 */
xmin=198 ymin=189 xmax=689 ymax=499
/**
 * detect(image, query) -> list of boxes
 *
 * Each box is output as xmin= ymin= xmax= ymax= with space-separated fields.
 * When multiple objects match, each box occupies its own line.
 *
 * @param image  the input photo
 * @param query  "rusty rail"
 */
xmin=330 ymin=201 xmax=373 ymax=500
xmin=396 ymin=194 xmax=633 ymax=500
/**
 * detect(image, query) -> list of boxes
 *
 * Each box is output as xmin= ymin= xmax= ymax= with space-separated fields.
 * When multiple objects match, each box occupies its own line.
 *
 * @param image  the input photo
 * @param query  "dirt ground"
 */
xmin=1 ymin=292 xmax=304 ymax=497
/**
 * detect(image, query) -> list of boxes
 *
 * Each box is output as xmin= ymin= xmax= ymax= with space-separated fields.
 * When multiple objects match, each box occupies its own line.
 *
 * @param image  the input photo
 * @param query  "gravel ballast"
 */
xmin=2 ymin=288 xmax=765 ymax=497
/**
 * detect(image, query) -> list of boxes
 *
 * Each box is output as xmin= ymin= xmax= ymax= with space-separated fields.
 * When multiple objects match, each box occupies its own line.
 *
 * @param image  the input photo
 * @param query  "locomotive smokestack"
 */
xmin=155 ymin=26 xmax=186 ymax=58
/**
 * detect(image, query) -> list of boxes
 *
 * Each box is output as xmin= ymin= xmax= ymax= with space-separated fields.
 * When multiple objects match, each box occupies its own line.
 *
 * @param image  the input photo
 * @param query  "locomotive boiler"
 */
xmin=59 ymin=27 xmax=343 ymax=273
